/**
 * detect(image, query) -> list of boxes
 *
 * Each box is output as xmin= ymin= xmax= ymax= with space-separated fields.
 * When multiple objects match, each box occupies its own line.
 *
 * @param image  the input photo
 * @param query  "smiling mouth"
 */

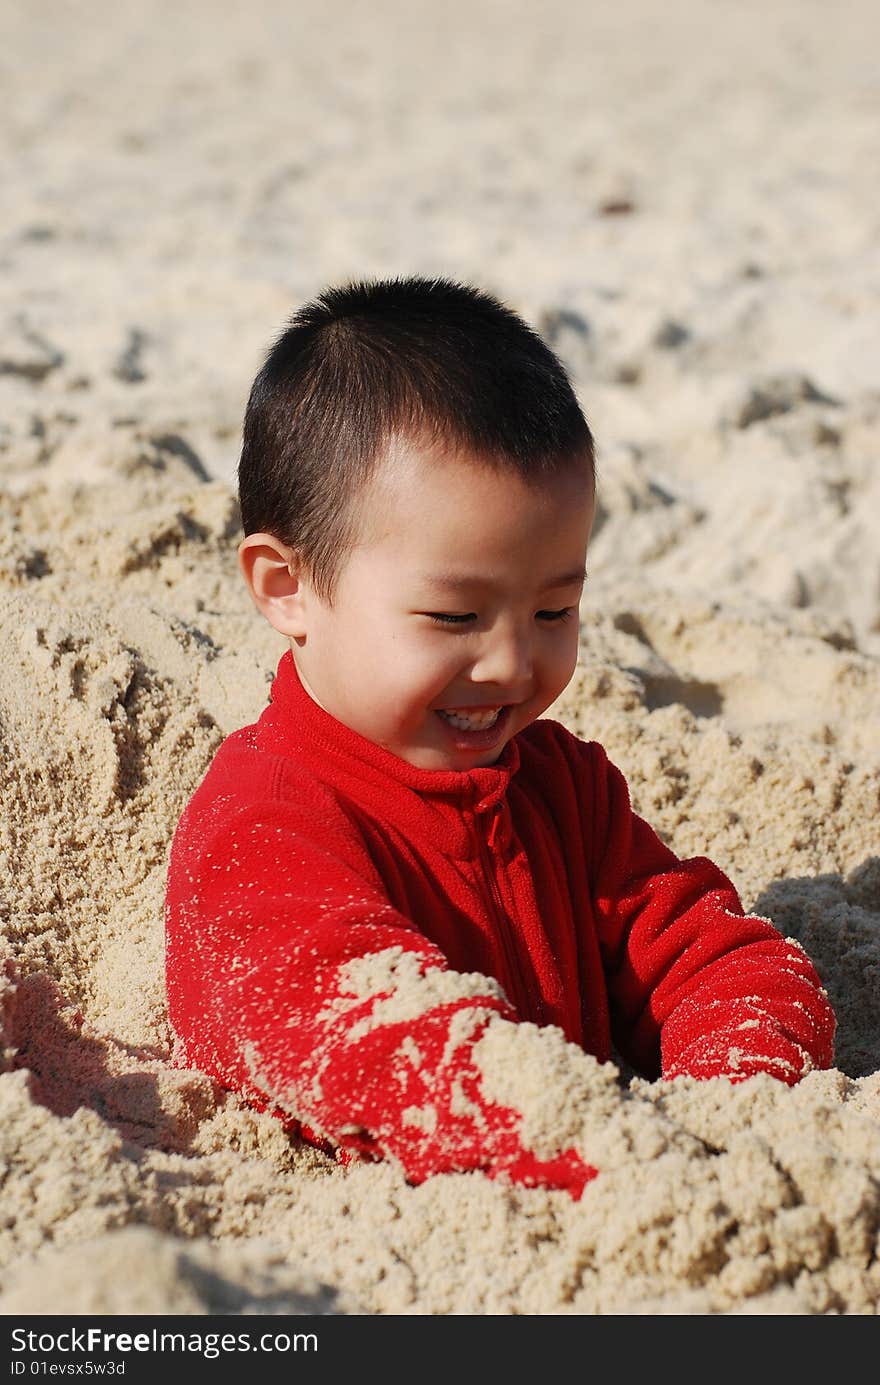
xmin=436 ymin=706 xmax=505 ymax=732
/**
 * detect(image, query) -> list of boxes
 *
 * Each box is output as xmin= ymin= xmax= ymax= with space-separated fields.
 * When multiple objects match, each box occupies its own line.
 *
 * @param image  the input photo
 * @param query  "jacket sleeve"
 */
xmin=578 ymin=740 xmax=836 ymax=1084
xmin=165 ymin=789 xmax=595 ymax=1197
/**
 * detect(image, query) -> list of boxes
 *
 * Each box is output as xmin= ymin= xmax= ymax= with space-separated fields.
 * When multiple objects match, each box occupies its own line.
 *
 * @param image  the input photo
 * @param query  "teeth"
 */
xmin=438 ymin=707 xmax=503 ymax=732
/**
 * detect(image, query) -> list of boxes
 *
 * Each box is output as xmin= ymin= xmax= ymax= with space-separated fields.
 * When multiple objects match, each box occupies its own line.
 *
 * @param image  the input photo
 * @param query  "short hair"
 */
xmin=238 ymin=275 xmax=595 ymax=602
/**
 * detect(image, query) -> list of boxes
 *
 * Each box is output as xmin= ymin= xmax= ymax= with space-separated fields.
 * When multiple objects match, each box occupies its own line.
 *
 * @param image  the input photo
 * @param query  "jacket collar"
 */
xmin=260 ymin=650 xmax=520 ymax=819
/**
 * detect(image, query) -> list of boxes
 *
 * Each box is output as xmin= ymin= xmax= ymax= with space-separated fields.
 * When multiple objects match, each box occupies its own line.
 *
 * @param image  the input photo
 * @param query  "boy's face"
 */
xmin=291 ymin=438 xmax=595 ymax=771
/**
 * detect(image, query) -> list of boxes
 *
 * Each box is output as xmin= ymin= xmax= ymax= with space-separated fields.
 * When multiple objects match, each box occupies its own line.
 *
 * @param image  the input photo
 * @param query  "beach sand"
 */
xmin=1 ymin=0 xmax=879 ymax=1314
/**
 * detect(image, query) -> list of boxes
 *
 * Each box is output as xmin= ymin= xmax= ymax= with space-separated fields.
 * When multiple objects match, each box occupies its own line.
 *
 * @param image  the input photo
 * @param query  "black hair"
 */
xmin=238 ymin=275 xmax=594 ymax=601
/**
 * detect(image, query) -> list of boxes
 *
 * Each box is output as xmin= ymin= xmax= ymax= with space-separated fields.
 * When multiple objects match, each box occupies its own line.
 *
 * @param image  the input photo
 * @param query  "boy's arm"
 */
xmin=165 ymin=795 xmax=595 ymax=1197
xmin=578 ymin=740 xmax=836 ymax=1083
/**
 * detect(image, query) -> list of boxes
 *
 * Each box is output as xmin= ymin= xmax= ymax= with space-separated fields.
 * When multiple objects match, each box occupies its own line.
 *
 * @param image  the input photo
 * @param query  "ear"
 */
xmin=238 ymin=532 xmax=312 ymax=639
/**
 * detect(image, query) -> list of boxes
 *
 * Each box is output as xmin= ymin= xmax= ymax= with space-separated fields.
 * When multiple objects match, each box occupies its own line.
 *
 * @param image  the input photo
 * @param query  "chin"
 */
xmin=452 ymin=746 xmax=505 ymax=770
xmin=396 ymin=746 xmax=453 ymax=771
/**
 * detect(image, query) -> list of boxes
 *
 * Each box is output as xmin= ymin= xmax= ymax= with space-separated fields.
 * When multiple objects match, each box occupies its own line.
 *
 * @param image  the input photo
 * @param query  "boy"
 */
xmin=164 ymin=276 xmax=835 ymax=1199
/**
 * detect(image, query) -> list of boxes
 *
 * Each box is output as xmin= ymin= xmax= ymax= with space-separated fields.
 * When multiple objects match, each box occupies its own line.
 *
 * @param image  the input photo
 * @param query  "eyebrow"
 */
xmin=418 ymin=568 xmax=589 ymax=594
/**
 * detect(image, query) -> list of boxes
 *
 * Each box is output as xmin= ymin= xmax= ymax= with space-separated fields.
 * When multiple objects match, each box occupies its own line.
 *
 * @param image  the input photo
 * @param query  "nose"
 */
xmin=469 ymin=621 xmax=535 ymax=694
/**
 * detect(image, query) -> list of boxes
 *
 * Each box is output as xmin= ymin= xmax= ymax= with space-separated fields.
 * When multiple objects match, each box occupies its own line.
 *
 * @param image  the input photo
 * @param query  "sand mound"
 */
xmin=0 ymin=1226 xmax=353 ymax=1317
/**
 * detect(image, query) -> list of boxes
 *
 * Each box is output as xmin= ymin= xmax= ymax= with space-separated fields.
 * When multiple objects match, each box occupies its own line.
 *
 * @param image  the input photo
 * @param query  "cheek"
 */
xmin=546 ymin=629 xmax=580 ymax=687
xmin=394 ymin=641 xmax=463 ymax=706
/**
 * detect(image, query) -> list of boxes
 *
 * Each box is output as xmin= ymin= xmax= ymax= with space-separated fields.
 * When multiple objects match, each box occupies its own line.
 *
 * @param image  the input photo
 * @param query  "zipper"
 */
xmin=475 ymin=801 xmax=533 ymax=1018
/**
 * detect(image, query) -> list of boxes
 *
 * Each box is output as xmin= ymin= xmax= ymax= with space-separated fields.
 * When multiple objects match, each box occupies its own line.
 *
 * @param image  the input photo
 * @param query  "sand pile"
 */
xmin=2 ymin=0 xmax=879 ymax=1315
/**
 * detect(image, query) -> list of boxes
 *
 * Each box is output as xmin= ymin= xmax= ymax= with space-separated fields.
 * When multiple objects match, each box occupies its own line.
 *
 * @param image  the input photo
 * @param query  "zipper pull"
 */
xmin=487 ymin=803 xmax=504 ymax=851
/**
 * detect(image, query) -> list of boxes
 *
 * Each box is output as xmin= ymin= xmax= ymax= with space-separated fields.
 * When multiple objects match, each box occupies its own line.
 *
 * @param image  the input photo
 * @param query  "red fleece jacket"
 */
xmin=165 ymin=651 xmax=835 ymax=1197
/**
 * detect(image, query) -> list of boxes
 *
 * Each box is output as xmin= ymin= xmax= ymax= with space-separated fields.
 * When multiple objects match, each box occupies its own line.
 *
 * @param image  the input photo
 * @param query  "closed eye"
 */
xmin=537 ymin=607 xmax=576 ymax=623
xmin=426 ymin=612 xmax=476 ymax=626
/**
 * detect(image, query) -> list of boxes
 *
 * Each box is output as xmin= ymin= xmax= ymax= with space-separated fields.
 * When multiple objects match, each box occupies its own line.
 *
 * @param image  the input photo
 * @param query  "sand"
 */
xmin=1 ymin=0 xmax=879 ymax=1315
